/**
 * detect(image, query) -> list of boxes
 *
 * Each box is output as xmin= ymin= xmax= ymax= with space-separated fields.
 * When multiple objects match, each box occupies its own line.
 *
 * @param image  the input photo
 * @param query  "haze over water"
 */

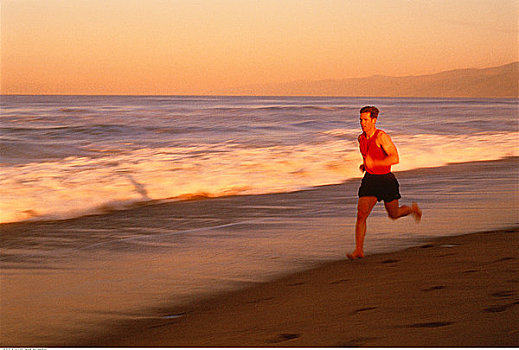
xmin=1 ymin=95 xmax=518 ymax=345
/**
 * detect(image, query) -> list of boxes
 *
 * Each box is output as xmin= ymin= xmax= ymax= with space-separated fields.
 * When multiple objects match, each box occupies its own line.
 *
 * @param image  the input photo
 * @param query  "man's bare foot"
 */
xmin=347 ymin=251 xmax=364 ymax=260
xmin=412 ymin=202 xmax=422 ymax=222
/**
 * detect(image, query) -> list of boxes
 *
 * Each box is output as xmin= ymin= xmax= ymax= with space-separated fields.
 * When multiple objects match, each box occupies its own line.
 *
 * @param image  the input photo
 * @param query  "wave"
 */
xmin=1 ymin=131 xmax=517 ymax=224
xmin=210 ymin=105 xmax=345 ymax=113
xmin=59 ymin=108 xmax=95 ymax=113
xmin=0 ymin=141 xmax=88 ymax=163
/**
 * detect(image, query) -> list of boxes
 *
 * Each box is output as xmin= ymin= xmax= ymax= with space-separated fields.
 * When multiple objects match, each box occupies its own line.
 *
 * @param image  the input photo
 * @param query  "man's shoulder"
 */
xmin=375 ymin=129 xmax=392 ymax=146
xmin=376 ymin=129 xmax=389 ymax=139
xmin=377 ymin=130 xmax=396 ymax=149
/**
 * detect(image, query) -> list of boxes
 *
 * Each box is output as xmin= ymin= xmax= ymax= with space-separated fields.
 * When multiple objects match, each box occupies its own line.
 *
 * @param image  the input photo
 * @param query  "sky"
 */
xmin=1 ymin=0 xmax=518 ymax=95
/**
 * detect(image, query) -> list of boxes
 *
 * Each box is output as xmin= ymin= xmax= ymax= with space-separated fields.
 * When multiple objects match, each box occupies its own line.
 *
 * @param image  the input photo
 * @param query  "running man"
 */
xmin=348 ymin=106 xmax=422 ymax=260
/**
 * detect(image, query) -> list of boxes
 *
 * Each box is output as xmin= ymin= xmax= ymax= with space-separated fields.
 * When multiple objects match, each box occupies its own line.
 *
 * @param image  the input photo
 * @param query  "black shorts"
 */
xmin=358 ymin=172 xmax=401 ymax=203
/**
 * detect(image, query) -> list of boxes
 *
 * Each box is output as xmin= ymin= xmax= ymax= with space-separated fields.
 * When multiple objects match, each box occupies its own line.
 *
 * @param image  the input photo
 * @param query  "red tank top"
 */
xmin=359 ymin=129 xmax=391 ymax=175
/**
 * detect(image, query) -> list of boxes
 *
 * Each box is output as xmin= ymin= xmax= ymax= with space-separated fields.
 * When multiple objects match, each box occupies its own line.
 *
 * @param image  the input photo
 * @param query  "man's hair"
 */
xmin=360 ymin=106 xmax=379 ymax=119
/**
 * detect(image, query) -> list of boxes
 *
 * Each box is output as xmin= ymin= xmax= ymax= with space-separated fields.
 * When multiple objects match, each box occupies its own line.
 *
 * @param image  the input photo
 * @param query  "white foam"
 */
xmin=1 ymin=131 xmax=517 ymax=223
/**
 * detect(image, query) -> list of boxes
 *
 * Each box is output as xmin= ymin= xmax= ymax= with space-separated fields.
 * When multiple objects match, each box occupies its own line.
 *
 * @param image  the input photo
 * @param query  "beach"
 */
xmin=1 ymin=156 xmax=517 ymax=346
xmin=77 ymin=228 xmax=519 ymax=347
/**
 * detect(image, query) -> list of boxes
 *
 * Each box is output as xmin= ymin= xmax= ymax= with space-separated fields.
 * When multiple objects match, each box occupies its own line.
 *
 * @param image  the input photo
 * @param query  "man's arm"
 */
xmin=358 ymin=134 xmax=365 ymax=172
xmin=365 ymin=132 xmax=399 ymax=168
xmin=380 ymin=132 xmax=399 ymax=165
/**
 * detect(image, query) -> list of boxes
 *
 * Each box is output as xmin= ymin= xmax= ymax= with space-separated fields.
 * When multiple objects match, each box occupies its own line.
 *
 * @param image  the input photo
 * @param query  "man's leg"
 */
xmin=348 ymin=196 xmax=377 ymax=260
xmin=384 ymin=200 xmax=422 ymax=222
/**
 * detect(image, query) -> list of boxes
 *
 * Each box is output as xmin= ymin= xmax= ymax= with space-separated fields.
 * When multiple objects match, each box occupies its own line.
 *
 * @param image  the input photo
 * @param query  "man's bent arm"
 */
xmin=367 ymin=132 xmax=399 ymax=168
xmin=380 ymin=132 xmax=399 ymax=165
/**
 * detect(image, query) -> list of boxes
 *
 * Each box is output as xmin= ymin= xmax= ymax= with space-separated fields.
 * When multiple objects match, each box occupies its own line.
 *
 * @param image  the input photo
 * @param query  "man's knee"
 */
xmin=384 ymin=200 xmax=400 ymax=219
xmin=386 ymin=205 xmax=409 ymax=220
xmin=357 ymin=196 xmax=377 ymax=221
xmin=387 ymin=211 xmax=399 ymax=220
xmin=357 ymin=208 xmax=371 ymax=221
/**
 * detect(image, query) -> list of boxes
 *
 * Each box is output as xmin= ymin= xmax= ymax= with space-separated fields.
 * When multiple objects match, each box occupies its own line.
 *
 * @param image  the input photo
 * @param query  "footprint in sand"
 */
xmin=489 ymin=290 xmax=515 ymax=298
xmin=330 ymin=279 xmax=350 ymax=285
xmin=266 ymin=333 xmax=300 ymax=343
xmin=420 ymin=244 xmax=435 ymax=248
xmin=492 ymin=257 xmax=514 ymax=263
xmin=350 ymin=307 xmax=377 ymax=315
xmin=406 ymin=322 xmax=453 ymax=328
xmin=338 ymin=336 xmax=379 ymax=347
xmin=421 ymin=285 xmax=446 ymax=292
xmin=287 ymin=282 xmax=305 ymax=286
xmin=381 ymin=259 xmax=400 ymax=264
xmin=246 ymin=297 xmax=274 ymax=304
xmin=483 ymin=302 xmax=519 ymax=313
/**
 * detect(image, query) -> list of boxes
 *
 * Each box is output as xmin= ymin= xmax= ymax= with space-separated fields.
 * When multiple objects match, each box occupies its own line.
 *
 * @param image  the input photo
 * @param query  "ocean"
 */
xmin=1 ymin=95 xmax=518 ymax=345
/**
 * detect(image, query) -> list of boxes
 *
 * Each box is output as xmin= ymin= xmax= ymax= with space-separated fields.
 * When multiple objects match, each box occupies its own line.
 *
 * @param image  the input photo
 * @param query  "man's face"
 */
xmin=360 ymin=112 xmax=376 ymax=133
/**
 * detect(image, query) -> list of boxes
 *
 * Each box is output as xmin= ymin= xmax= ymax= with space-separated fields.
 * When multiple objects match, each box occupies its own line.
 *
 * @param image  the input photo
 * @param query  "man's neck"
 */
xmin=365 ymin=128 xmax=377 ymax=139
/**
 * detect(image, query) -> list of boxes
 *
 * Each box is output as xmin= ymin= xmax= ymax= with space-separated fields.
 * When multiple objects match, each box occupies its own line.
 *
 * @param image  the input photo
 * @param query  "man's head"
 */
xmin=359 ymin=106 xmax=379 ymax=134
xmin=360 ymin=106 xmax=379 ymax=119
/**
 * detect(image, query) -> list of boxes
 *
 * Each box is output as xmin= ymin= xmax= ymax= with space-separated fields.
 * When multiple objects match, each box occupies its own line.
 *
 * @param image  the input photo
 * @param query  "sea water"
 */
xmin=1 ymin=95 xmax=518 ymax=345
xmin=1 ymin=95 xmax=517 ymax=223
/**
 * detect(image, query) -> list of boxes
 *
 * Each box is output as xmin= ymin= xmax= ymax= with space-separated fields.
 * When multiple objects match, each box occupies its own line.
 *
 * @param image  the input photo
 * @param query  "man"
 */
xmin=348 ymin=106 xmax=422 ymax=260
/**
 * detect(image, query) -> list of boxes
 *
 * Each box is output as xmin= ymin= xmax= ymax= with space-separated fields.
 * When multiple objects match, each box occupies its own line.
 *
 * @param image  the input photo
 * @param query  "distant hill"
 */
xmin=223 ymin=62 xmax=518 ymax=98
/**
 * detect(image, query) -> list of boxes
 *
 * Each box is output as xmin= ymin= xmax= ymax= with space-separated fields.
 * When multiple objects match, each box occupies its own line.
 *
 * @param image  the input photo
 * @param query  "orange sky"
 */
xmin=1 ymin=0 xmax=518 ymax=95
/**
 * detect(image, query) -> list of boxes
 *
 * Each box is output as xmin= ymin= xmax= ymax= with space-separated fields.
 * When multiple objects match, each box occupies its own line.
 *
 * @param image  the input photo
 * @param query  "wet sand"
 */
xmin=79 ymin=228 xmax=519 ymax=347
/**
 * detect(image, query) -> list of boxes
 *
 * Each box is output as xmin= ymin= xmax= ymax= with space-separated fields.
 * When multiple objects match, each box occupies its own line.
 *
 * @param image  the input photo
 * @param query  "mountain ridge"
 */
xmin=222 ymin=62 xmax=518 ymax=98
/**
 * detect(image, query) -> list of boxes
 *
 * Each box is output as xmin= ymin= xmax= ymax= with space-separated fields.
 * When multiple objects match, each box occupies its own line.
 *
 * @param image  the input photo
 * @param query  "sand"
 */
xmin=74 ymin=227 xmax=519 ymax=347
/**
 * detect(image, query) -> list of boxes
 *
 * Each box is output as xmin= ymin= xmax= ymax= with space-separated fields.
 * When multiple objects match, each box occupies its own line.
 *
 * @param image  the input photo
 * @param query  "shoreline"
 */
xmin=71 ymin=227 xmax=519 ymax=347
xmin=1 ymin=156 xmax=517 ymax=226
